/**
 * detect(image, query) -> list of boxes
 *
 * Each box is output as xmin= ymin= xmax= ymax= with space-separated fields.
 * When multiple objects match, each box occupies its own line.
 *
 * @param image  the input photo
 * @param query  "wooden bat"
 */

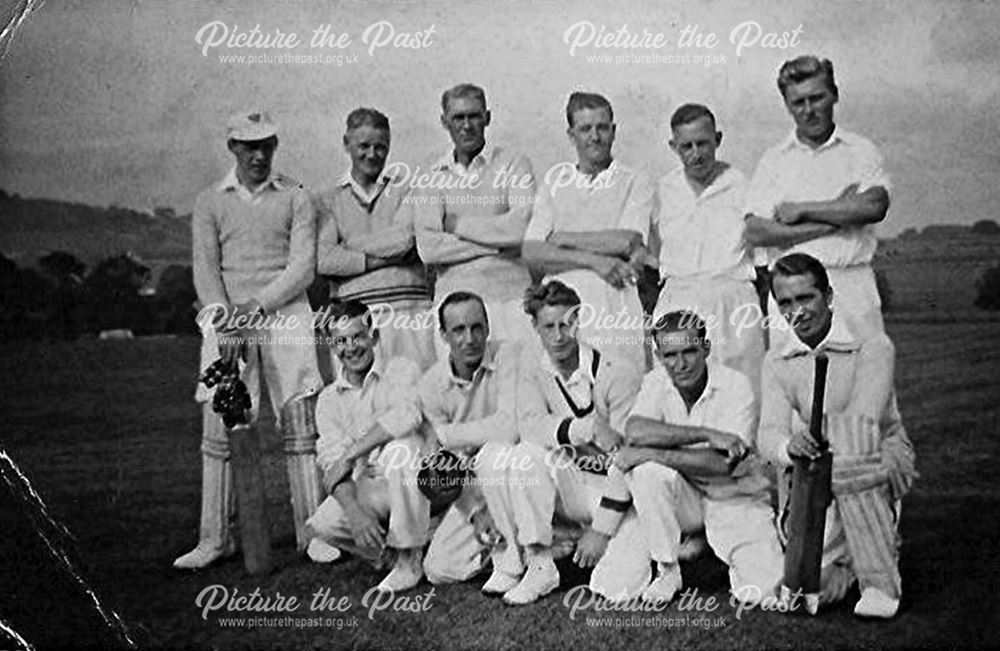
xmin=783 ymin=353 xmax=831 ymax=615
xmin=229 ymin=423 xmax=272 ymax=575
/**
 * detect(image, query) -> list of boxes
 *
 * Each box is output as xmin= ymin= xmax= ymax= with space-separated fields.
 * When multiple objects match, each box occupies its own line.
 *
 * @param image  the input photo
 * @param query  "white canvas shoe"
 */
xmin=678 ymin=532 xmax=707 ymax=561
xmin=854 ymin=587 xmax=899 ymax=619
xmin=502 ymin=555 xmax=560 ymax=606
xmin=306 ymin=538 xmax=342 ymax=564
xmin=376 ymin=549 xmax=424 ymax=593
xmin=482 ymin=568 xmax=522 ymax=595
xmin=172 ymin=538 xmax=237 ymax=570
xmin=641 ymin=563 xmax=683 ymax=605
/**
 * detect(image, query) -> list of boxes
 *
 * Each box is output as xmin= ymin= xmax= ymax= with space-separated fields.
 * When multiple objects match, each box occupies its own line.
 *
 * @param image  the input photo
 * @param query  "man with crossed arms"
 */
xmin=418 ymin=291 xmax=524 ymax=593
xmin=304 ymin=301 xmax=430 ymax=594
xmin=414 ymin=83 xmax=536 ymax=352
xmin=744 ymin=55 xmax=892 ymax=349
xmin=593 ymin=310 xmax=783 ymax=604
xmin=314 ymin=107 xmax=436 ymax=374
xmin=523 ymin=91 xmax=654 ymax=371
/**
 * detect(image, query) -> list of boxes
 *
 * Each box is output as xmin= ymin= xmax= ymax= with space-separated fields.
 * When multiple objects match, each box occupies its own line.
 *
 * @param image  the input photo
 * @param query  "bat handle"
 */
xmin=809 ymin=354 xmax=829 ymax=450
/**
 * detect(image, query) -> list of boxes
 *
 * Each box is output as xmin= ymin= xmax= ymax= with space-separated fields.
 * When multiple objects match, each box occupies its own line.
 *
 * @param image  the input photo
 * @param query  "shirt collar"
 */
xmin=781 ymin=126 xmax=847 ymax=153
xmin=571 ymin=158 xmax=621 ymax=188
xmin=667 ymin=163 xmax=738 ymax=201
xmin=658 ymin=363 xmax=723 ymax=409
xmin=337 ymin=169 xmax=390 ymax=208
xmin=432 ymin=143 xmax=500 ymax=174
xmin=540 ymin=342 xmax=597 ymax=385
xmin=446 ymin=340 xmax=500 ymax=387
xmin=217 ymin=166 xmax=285 ymax=195
xmin=779 ymin=311 xmax=861 ymax=359
xmin=332 ymin=347 xmax=390 ymax=391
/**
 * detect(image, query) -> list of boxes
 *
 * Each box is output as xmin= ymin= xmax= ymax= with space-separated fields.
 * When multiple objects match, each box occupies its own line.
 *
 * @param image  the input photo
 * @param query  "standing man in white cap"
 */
xmin=175 ymin=109 xmax=324 ymax=569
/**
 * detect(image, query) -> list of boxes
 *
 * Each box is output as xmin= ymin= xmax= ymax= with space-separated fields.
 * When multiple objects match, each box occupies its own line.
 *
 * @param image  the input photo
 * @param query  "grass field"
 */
xmin=2 ymin=314 xmax=1000 ymax=650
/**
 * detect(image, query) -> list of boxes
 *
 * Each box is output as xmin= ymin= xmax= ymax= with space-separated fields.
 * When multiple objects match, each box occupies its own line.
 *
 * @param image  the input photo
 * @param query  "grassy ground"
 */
xmin=2 ymin=317 xmax=999 ymax=650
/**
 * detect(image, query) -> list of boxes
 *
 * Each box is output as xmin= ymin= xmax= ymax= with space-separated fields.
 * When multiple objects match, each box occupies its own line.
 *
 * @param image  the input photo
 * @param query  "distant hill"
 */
xmin=2 ymin=191 xmax=998 ymax=316
xmin=0 ymin=192 xmax=191 ymax=267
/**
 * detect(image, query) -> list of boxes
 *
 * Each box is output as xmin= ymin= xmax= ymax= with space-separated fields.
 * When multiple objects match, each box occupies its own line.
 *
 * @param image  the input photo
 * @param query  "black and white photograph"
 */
xmin=1 ymin=0 xmax=998 ymax=649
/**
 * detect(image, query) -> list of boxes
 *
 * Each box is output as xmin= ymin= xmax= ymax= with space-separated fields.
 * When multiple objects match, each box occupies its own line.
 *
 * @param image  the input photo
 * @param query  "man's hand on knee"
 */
xmin=346 ymin=502 xmax=385 ymax=552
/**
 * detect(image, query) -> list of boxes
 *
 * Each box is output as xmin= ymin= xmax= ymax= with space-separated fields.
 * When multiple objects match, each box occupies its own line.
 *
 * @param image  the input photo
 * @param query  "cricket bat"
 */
xmin=783 ymin=353 xmax=831 ymax=615
xmin=229 ymin=423 xmax=272 ymax=575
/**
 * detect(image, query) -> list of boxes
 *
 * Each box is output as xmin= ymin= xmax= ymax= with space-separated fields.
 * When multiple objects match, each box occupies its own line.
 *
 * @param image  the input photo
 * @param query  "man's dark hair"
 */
xmin=652 ymin=310 xmax=708 ymax=342
xmin=670 ymin=103 xmax=716 ymax=130
xmin=438 ymin=291 xmax=488 ymax=331
xmin=320 ymin=299 xmax=377 ymax=335
xmin=566 ymin=92 xmax=613 ymax=127
xmin=523 ymin=280 xmax=581 ymax=319
xmin=777 ymin=55 xmax=838 ymax=100
xmin=770 ymin=253 xmax=832 ymax=296
xmin=345 ymin=107 xmax=390 ymax=133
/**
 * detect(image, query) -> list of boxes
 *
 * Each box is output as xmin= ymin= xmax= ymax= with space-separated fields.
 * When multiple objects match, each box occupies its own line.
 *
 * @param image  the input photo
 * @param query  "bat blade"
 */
xmin=783 ymin=353 xmax=830 ymax=613
xmin=229 ymin=423 xmax=272 ymax=575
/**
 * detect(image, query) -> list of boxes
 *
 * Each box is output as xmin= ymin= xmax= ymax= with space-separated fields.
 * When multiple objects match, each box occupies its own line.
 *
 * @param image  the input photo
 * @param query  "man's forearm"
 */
xmin=522 ymin=240 xmax=608 ymax=275
xmin=796 ymin=187 xmax=889 ymax=227
xmin=547 ymin=230 xmax=641 ymax=258
xmin=743 ymin=216 xmax=837 ymax=249
xmin=642 ymin=447 xmax=733 ymax=478
xmin=625 ymin=416 xmax=717 ymax=449
xmin=346 ymin=423 xmax=394 ymax=464
xmin=332 ymin=479 xmax=361 ymax=510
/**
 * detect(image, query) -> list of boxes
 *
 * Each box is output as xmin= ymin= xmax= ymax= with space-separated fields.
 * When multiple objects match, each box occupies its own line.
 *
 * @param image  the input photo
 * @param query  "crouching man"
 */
xmin=305 ymin=301 xmax=431 ymax=593
xmin=759 ymin=253 xmax=916 ymax=618
xmin=418 ymin=291 xmax=524 ymax=591
xmin=491 ymin=280 xmax=649 ymax=606
xmin=593 ymin=310 xmax=783 ymax=604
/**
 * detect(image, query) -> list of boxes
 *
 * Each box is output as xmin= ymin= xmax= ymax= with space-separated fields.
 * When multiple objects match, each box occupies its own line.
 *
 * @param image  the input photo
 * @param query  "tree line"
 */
xmin=0 ymin=251 xmax=199 ymax=340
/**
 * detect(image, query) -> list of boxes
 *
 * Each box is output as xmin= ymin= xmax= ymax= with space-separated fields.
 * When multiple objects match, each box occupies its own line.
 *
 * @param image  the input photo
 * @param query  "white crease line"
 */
xmin=0 ymin=617 xmax=34 ymax=651
xmin=0 ymin=449 xmax=137 ymax=648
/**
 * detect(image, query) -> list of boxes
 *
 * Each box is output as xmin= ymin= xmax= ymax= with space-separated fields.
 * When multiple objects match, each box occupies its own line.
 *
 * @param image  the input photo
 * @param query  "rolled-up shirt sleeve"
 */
xmin=523 ymin=183 xmax=555 ymax=243
xmin=855 ymin=140 xmax=891 ymax=194
xmin=618 ymin=171 xmax=654 ymax=245
xmin=743 ymin=151 xmax=780 ymax=220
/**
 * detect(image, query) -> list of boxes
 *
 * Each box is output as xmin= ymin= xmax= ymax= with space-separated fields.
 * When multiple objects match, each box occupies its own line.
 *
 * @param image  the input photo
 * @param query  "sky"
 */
xmin=0 ymin=0 xmax=998 ymax=236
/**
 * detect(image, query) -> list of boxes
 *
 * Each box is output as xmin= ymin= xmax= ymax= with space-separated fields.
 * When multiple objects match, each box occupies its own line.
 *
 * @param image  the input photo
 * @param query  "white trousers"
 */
xmin=305 ymin=437 xmax=430 ymax=561
xmin=620 ymin=462 xmax=784 ymax=597
xmin=423 ymin=442 xmax=525 ymax=583
xmin=498 ymin=443 xmax=652 ymax=596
